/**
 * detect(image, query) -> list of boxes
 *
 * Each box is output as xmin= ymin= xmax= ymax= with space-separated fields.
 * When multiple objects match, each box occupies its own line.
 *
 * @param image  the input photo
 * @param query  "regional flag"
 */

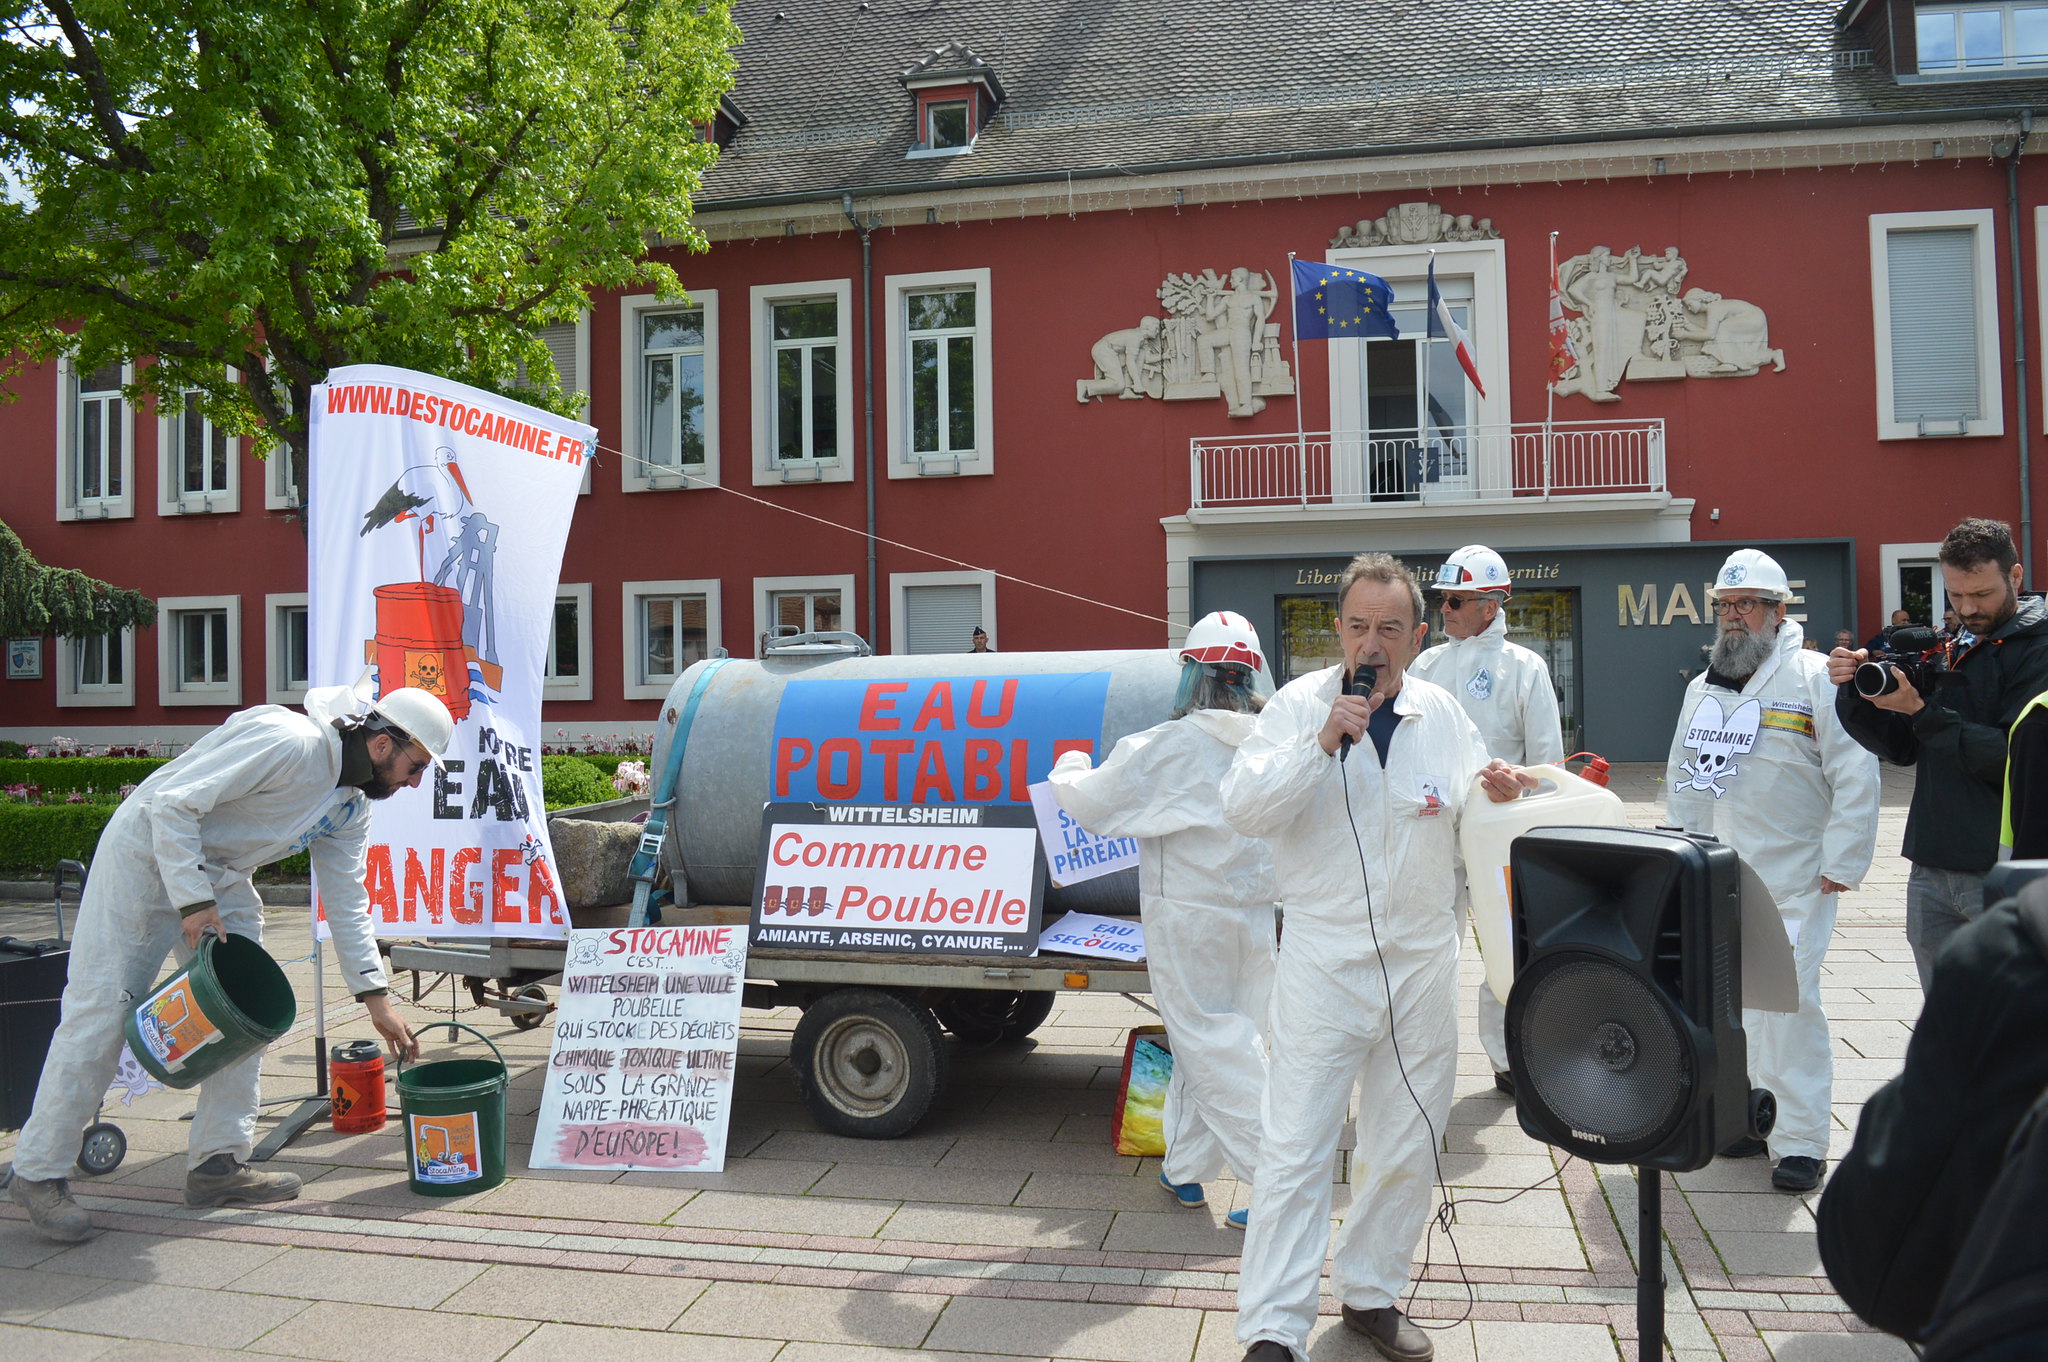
xmin=1292 ymin=259 xmax=1399 ymax=339
xmin=1427 ymin=257 xmax=1485 ymax=397
xmin=1548 ymin=239 xmax=1578 ymax=382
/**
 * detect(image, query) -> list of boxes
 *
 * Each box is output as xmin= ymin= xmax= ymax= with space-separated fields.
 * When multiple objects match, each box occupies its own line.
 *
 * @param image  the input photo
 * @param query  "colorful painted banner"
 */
xmin=768 ymin=673 xmax=1110 ymax=805
xmin=307 ymin=364 xmax=590 ymax=939
xmin=750 ymin=802 xmax=1045 ymax=956
xmin=529 ymin=925 xmax=749 ymax=1172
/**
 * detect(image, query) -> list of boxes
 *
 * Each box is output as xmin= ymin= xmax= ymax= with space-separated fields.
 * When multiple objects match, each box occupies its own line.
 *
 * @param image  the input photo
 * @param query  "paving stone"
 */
xmin=1758 ymin=1332 xmax=1917 ymax=1361
xmin=1710 ymin=1231 xmax=1825 ymax=1278
xmin=884 ymin=1202 xmax=1112 ymax=1250
xmin=435 ymin=1262 xmax=707 ymax=1328
xmin=1101 ymin=1209 xmax=1252 ymax=1255
xmin=1191 ymin=1309 xmax=1480 ymax=1362
xmin=926 ymin=1295 xmax=1200 ymax=1362
xmin=938 ymin=1139 xmax=1143 ymax=1176
xmin=1016 ymin=1172 xmax=1191 ymax=1213
xmin=672 ymin=1281 xmax=944 ymax=1347
xmin=35 ymin=1281 xmax=310 ymax=1350
xmin=1683 ymin=1192 xmax=1814 ymax=1234
xmin=613 ymin=1159 xmax=830 ymax=1195
xmin=464 ymin=1177 xmax=692 ymax=1224
xmin=299 ymin=1164 xmax=466 ymax=1211
xmin=1472 ymin=1319 xmax=1621 ymax=1359
xmin=225 ymin=1246 xmax=487 ymax=1308
xmin=40 ymin=1225 xmax=292 ymax=1288
xmin=0 ymin=1321 xmax=120 ymax=1361
xmin=1412 ymin=1223 xmax=1590 ymax=1271
xmin=0 ymin=1219 xmax=73 ymax=1269
xmin=1443 ymin=1187 xmax=1580 ymax=1229
xmin=811 ymin=1164 xmax=1028 ymax=1205
xmin=667 ymin=1190 xmax=894 ymax=1237
xmin=253 ymin=1299 xmax=533 ymax=1362
xmin=748 ymin=1130 xmax=955 ymax=1167
xmin=499 ymin=1321 xmax=781 ymax=1362
xmin=0 ymin=1263 xmax=106 ymax=1322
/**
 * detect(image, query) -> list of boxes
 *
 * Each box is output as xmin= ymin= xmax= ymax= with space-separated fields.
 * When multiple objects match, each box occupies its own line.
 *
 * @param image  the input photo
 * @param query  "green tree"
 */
xmin=0 ymin=0 xmax=739 ymax=505
xmin=0 ymin=519 xmax=155 ymax=636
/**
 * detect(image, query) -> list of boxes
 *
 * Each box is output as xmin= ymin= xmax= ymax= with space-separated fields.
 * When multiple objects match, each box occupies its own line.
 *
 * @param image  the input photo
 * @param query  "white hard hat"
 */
xmin=1180 ymin=610 xmax=1264 ymax=673
xmin=1708 ymin=549 xmax=1792 ymax=601
xmin=367 ymin=686 xmax=455 ymax=767
xmin=1431 ymin=544 xmax=1512 ymax=593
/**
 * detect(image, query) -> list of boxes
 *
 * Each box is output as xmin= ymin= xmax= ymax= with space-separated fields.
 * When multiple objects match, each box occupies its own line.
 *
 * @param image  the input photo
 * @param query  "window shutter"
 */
xmin=538 ymin=320 xmax=582 ymax=393
xmin=1887 ymin=227 xmax=1981 ymax=424
xmin=903 ymin=584 xmax=985 ymax=654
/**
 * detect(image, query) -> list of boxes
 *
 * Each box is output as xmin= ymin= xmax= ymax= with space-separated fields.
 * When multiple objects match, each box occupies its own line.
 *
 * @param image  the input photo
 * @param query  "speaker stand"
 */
xmin=1636 ymin=1164 xmax=1664 ymax=1360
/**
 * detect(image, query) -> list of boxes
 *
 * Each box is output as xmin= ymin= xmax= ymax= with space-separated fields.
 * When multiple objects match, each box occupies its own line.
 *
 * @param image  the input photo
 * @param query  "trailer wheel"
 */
xmin=791 ymin=989 xmax=946 ymax=1139
xmin=77 ymin=1122 xmax=126 ymax=1176
xmin=506 ymin=983 xmax=550 ymax=1031
xmin=934 ymin=989 xmax=1057 ymax=1043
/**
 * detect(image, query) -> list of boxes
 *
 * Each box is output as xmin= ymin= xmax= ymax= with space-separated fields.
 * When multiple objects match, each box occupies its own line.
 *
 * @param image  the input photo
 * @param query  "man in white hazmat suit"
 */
xmin=1049 ymin=610 xmax=1278 ymax=1227
xmin=1408 ymin=544 xmax=1564 ymax=1096
xmin=6 ymin=684 xmax=448 ymax=1242
xmin=1224 ymin=553 xmax=1533 ymax=1362
xmin=1664 ymin=549 xmax=1878 ymax=1194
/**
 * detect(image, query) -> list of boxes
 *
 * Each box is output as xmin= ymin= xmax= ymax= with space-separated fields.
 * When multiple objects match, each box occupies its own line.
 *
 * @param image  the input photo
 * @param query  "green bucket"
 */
xmin=396 ymin=1022 xmax=508 ymax=1197
xmin=123 ymin=931 xmax=297 ymax=1090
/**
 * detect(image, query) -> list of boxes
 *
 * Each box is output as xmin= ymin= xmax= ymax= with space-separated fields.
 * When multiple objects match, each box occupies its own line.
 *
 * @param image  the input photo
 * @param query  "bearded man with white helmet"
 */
xmin=6 ymin=684 xmax=449 ymax=1242
xmin=1408 ymin=544 xmax=1563 ymax=1096
xmin=1663 ymin=549 xmax=1878 ymax=1193
xmin=1049 ymin=611 xmax=1278 ymax=1226
xmin=1224 ymin=554 xmax=1533 ymax=1362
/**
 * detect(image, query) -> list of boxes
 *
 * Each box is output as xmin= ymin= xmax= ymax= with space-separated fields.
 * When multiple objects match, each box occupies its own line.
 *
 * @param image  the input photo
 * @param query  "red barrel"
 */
xmin=372 ymin=582 xmax=471 ymax=721
xmin=331 ymin=1040 xmax=388 ymax=1133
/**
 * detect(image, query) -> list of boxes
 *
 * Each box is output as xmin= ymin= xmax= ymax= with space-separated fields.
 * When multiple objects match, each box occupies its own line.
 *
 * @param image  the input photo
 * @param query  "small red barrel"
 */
xmin=331 ymin=1040 xmax=388 ymax=1133
xmin=372 ymin=582 xmax=471 ymax=721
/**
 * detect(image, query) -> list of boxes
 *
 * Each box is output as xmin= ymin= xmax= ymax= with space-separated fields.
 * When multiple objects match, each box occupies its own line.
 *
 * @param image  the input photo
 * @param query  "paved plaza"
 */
xmin=1 ymin=764 xmax=1922 ymax=1361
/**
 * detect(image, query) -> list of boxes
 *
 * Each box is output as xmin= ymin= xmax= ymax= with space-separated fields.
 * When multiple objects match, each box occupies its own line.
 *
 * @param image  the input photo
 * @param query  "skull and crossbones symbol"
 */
xmin=1677 ymin=695 xmax=1761 ymax=798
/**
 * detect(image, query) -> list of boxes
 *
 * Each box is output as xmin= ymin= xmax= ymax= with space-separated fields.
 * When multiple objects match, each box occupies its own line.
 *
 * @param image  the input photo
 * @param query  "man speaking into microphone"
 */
xmin=1223 ymin=552 xmax=1530 ymax=1362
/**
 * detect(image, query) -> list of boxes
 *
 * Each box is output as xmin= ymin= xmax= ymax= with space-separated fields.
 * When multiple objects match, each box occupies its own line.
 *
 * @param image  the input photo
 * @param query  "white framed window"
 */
xmin=157 ymin=385 xmax=240 ymax=515
xmin=754 ymin=574 xmax=857 ymax=654
xmin=157 ymin=595 xmax=242 ymax=707
xmin=521 ymin=315 xmax=593 ymax=495
xmin=544 ymin=582 xmax=593 ymax=702
xmin=890 ymin=570 xmax=996 ymax=655
xmin=54 ymin=356 xmax=135 ymax=520
xmin=1915 ymin=3 xmax=2048 ymax=74
xmin=1869 ymin=210 xmax=2002 ymax=439
xmin=261 ymin=383 xmax=302 ymax=511
xmin=885 ymin=268 xmax=994 ymax=479
xmin=621 ymin=579 xmax=719 ymax=701
xmin=55 ymin=628 xmax=135 ymax=708
xmin=265 ymin=592 xmax=308 ymax=706
xmin=619 ymin=292 xmax=719 ymax=494
xmin=750 ymin=280 xmax=854 ymax=486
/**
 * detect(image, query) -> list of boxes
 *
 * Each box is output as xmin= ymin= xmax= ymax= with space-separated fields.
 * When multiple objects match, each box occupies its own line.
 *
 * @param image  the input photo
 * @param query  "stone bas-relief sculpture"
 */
xmin=1331 ymin=201 xmax=1499 ymax=248
xmin=1552 ymin=246 xmax=1785 ymax=402
xmin=1077 ymin=267 xmax=1294 ymax=417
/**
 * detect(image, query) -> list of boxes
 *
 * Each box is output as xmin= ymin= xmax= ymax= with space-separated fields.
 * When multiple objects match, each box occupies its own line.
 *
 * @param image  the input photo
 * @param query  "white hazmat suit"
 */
xmin=1050 ymin=711 xmax=1277 ymax=1188
xmin=1663 ymin=619 xmax=1879 ymax=1163
xmin=1222 ymin=668 xmax=1489 ymax=1359
xmin=1410 ymin=608 xmax=1566 ymax=1078
xmin=13 ymin=686 xmax=390 ymax=1181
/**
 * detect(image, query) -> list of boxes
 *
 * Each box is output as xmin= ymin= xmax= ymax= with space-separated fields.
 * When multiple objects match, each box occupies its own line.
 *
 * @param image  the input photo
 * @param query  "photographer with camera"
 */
xmin=1829 ymin=518 xmax=2048 ymax=987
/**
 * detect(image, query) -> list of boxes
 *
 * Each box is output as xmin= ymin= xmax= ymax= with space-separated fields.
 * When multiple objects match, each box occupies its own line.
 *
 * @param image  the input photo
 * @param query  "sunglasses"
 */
xmin=1441 ymin=595 xmax=1495 ymax=611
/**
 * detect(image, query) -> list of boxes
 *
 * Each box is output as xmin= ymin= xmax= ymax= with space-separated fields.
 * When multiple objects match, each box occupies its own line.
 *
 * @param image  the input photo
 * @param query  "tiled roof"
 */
xmin=697 ymin=0 xmax=2048 ymax=207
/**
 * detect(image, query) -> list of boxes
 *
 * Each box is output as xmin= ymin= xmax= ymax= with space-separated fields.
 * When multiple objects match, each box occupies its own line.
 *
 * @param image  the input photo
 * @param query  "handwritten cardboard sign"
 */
xmin=528 ymin=925 xmax=747 ymax=1172
xmin=1037 ymin=911 xmax=1146 ymax=961
xmin=1027 ymin=780 xmax=1141 ymax=887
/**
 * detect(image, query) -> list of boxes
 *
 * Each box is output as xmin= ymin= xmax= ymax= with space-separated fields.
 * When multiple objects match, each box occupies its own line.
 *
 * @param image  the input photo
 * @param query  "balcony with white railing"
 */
xmin=1188 ymin=419 xmax=1667 ymax=513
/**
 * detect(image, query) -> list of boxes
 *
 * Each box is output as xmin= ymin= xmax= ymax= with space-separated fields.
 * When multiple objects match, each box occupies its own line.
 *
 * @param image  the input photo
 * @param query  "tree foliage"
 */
xmin=0 ymin=519 xmax=156 ymax=636
xmin=0 ymin=0 xmax=739 ymax=499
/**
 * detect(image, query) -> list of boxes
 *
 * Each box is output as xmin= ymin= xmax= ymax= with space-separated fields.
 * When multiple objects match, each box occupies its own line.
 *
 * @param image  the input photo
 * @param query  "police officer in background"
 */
xmin=1408 ymin=544 xmax=1563 ymax=1096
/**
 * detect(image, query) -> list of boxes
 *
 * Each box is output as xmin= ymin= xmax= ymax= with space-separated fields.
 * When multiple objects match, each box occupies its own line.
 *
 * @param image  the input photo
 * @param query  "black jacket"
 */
xmin=1835 ymin=596 xmax=2048 ymax=872
xmin=1816 ymin=880 xmax=2048 ymax=1340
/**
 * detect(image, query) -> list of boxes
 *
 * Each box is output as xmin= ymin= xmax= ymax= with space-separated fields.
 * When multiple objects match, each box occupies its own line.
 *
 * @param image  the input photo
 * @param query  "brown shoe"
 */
xmin=1340 ymin=1304 xmax=1433 ymax=1362
xmin=185 ymin=1154 xmax=302 ymax=1208
xmin=1240 ymin=1344 xmax=1293 ymax=1362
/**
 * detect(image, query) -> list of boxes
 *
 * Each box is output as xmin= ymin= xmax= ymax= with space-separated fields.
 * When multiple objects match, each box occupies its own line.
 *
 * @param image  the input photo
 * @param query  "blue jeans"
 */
xmin=1906 ymin=863 xmax=1989 ymax=989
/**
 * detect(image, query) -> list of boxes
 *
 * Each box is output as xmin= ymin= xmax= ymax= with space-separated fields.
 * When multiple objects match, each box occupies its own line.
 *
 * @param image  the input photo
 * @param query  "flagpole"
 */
xmin=1545 ymin=231 xmax=1558 ymax=500
xmin=1287 ymin=252 xmax=1307 ymax=507
xmin=1419 ymin=250 xmax=1433 ymax=499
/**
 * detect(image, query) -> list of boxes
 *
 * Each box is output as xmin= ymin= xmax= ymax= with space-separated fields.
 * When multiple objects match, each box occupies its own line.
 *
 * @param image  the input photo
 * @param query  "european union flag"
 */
xmin=1291 ymin=259 xmax=1399 ymax=340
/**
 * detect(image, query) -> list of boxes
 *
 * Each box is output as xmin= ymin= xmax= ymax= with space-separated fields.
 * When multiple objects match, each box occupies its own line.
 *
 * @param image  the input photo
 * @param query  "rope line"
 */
xmin=586 ymin=437 xmax=1179 ymax=631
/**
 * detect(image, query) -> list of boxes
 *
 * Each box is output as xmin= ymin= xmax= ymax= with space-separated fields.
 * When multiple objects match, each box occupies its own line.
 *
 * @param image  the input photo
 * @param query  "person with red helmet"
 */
xmin=1049 ymin=610 xmax=1277 ymax=1229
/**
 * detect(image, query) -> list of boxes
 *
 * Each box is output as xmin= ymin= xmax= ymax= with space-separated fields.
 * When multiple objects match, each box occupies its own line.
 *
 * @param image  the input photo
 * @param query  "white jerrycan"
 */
xmin=1457 ymin=763 xmax=1628 ymax=1004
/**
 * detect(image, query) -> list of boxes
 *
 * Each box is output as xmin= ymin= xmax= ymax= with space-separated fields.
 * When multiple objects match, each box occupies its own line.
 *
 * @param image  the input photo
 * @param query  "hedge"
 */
xmin=0 ymin=757 xmax=169 ymax=795
xmin=541 ymin=755 xmax=617 ymax=809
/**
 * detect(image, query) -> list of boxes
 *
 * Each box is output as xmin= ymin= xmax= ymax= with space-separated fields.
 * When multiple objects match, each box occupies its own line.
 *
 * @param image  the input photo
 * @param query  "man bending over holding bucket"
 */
xmin=5 ymin=684 xmax=446 ymax=1242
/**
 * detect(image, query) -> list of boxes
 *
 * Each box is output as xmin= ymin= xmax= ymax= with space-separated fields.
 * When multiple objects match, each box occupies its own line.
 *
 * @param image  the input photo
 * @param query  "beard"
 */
xmin=1710 ymin=624 xmax=1776 ymax=680
xmin=361 ymin=753 xmax=412 ymax=800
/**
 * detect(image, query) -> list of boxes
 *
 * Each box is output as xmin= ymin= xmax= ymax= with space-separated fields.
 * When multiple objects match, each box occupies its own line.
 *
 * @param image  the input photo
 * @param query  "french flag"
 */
xmin=1427 ymin=256 xmax=1485 ymax=397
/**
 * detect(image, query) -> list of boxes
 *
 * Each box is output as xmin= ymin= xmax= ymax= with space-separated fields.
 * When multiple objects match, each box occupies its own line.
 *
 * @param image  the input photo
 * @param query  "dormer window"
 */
xmin=700 ymin=93 xmax=750 ymax=149
xmin=927 ymin=100 xmax=971 ymax=150
xmin=1916 ymin=2 xmax=2048 ymax=73
xmin=899 ymin=41 xmax=1004 ymax=160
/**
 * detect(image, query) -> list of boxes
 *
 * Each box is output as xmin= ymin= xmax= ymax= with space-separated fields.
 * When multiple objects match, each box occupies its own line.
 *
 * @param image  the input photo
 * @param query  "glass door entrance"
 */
xmin=1355 ymin=279 xmax=1475 ymax=501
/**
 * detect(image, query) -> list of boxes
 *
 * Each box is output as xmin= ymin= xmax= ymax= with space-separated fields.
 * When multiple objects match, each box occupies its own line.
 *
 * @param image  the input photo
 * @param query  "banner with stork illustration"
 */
xmin=307 ymin=363 xmax=592 ymax=939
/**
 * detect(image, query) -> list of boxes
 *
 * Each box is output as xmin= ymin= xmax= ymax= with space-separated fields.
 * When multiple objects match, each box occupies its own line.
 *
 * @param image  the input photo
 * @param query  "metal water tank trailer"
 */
xmin=652 ymin=646 xmax=1194 ymax=912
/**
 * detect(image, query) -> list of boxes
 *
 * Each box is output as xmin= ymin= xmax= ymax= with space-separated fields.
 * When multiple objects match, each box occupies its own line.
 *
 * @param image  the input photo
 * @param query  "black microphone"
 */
xmin=1338 ymin=665 xmax=1377 ymax=763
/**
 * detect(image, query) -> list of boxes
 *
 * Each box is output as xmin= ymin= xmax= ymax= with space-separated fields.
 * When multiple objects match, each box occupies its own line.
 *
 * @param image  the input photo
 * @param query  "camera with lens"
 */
xmin=1854 ymin=626 xmax=1946 ymax=699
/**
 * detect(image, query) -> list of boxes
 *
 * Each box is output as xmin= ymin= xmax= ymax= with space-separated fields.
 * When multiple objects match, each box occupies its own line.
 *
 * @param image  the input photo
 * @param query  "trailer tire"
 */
xmin=77 ymin=1122 xmax=126 ymax=1176
xmin=934 ymin=989 xmax=1056 ymax=1043
xmin=791 ymin=989 xmax=946 ymax=1139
